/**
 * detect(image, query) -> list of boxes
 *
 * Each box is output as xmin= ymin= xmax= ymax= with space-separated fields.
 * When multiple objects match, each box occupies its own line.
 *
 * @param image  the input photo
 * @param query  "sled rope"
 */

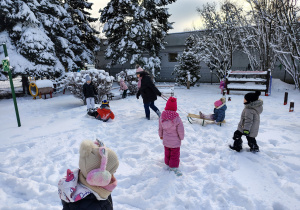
xmin=161 ymin=94 xmax=189 ymax=114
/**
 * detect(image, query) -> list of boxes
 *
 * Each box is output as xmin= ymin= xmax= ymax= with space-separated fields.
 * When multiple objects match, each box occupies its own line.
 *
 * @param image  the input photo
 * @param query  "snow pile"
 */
xmin=0 ymin=79 xmax=299 ymax=209
xmin=34 ymin=80 xmax=54 ymax=88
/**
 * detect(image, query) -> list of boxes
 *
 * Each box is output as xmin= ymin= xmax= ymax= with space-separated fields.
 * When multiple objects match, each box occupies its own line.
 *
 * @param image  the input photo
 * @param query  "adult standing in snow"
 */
xmin=118 ymin=77 xmax=128 ymax=98
xmin=229 ymin=91 xmax=263 ymax=152
xmin=159 ymin=97 xmax=184 ymax=176
xmin=136 ymin=65 xmax=162 ymax=120
xmin=58 ymin=140 xmax=119 ymax=209
xmin=83 ymin=75 xmax=97 ymax=111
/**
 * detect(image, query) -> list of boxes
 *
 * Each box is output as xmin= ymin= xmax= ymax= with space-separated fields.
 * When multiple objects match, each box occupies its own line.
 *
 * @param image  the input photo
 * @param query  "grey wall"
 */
xmin=95 ymin=32 xmax=295 ymax=84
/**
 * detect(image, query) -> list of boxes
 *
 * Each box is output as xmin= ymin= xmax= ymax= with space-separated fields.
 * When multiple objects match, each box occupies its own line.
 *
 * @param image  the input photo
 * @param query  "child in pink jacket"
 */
xmin=159 ymin=97 xmax=184 ymax=176
xmin=119 ymin=77 xmax=128 ymax=98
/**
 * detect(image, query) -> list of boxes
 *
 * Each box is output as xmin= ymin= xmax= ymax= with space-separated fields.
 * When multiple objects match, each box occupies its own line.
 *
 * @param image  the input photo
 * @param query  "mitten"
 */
xmin=136 ymin=94 xmax=139 ymax=99
xmin=243 ymin=130 xmax=250 ymax=136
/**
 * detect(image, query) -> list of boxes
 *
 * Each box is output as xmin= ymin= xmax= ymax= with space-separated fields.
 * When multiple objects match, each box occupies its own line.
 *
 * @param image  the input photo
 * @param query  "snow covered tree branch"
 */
xmin=196 ymin=1 xmax=241 ymax=80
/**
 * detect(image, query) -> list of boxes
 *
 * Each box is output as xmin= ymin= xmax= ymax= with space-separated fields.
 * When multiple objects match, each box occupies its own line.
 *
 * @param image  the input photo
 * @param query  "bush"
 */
xmin=65 ymin=69 xmax=114 ymax=104
xmin=116 ymin=69 xmax=138 ymax=95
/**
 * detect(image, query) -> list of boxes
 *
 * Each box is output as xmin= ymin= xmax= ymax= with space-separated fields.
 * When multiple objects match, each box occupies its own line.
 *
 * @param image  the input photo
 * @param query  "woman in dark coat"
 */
xmin=136 ymin=70 xmax=161 ymax=120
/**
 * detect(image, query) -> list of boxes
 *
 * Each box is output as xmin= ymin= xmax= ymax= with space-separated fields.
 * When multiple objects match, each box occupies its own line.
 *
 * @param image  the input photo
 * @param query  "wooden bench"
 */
xmin=226 ymin=70 xmax=271 ymax=96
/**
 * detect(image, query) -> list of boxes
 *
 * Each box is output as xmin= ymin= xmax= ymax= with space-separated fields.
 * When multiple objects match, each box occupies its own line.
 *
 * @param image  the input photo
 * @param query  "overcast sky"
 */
xmin=88 ymin=0 xmax=217 ymax=33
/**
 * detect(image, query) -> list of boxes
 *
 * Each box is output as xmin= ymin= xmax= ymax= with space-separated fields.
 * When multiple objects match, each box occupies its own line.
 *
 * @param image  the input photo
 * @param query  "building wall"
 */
xmin=95 ymin=32 xmax=295 ymax=84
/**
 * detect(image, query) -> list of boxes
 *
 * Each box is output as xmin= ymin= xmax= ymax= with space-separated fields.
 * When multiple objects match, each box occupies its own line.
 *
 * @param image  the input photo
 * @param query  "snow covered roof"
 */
xmin=164 ymin=31 xmax=203 ymax=47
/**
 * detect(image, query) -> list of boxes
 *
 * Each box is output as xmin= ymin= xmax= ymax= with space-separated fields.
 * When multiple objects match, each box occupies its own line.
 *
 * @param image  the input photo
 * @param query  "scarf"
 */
xmin=58 ymin=169 xmax=117 ymax=202
xmin=138 ymin=77 xmax=142 ymax=89
xmin=161 ymin=110 xmax=179 ymax=122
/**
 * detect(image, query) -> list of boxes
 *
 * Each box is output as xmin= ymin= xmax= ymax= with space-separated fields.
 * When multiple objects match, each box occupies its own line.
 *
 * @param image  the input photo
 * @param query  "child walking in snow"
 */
xmin=118 ymin=77 xmax=128 ymax=98
xmin=200 ymin=97 xmax=227 ymax=124
xmin=58 ymin=139 xmax=119 ymax=209
xmin=229 ymin=91 xmax=263 ymax=152
xmin=219 ymin=79 xmax=226 ymax=94
xmin=94 ymin=100 xmax=115 ymax=122
xmin=83 ymin=75 xmax=97 ymax=111
xmin=159 ymin=97 xmax=184 ymax=176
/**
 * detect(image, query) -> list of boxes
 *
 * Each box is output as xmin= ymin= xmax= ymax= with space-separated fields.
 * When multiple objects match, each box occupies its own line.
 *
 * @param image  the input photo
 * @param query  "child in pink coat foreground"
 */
xmin=159 ymin=97 xmax=185 ymax=176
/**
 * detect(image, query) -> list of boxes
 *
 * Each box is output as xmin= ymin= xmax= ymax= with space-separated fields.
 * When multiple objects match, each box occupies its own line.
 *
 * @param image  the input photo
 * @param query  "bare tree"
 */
xmin=196 ymin=1 xmax=242 ymax=81
xmin=271 ymin=0 xmax=300 ymax=89
xmin=239 ymin=0 xmax=279 ymax=72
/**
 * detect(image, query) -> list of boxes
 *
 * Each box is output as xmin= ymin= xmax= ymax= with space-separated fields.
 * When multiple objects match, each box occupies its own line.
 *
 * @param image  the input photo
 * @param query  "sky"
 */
xmin=0 ymin=77 xmax=300 ymax=209
xmin=88 ymin=0 xmax=215 ymax=33
xmin=88 ymin=0 xmax=300 ymax=33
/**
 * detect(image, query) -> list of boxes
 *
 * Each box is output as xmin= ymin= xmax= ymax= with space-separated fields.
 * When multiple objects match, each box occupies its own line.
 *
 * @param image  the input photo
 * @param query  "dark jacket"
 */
xmin=83 ymin=82 xmax=97 ymax=98
xmin=62 ymin=194 xmax=113 ymax=210
xmin=213 ymin=103 xmax=227 ymax=122
xmin=137 ymin=72 xmax=161 ymax=104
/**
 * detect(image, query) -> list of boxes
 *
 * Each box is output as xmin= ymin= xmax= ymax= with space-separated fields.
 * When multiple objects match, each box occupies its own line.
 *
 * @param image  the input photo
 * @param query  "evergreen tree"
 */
xmin=173 ymin=35 xmax=201 ymax=87
xmin=0 ymin=0 xmax=15 ymax=32
xmin=8 ymin=0 xmax=64 ymax=78
xmin=100 ymin=0 xmax=176 ymax=77
xmin=142 ymin=0 xmax=176 ymax=76
xmin=100 ymin=0 xmax=142 ymax=67
xmin=64 ymin=0 xmax=100 ymax=68
xmin=37 ymin=0 xmax=79 ymax=72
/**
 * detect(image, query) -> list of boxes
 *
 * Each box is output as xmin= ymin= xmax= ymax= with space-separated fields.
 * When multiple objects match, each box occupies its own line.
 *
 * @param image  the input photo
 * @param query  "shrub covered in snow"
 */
xmin=65 ymin=69 xmax=114 ymax=103
xmin=116 ymin=69 xmax=138 ymax=95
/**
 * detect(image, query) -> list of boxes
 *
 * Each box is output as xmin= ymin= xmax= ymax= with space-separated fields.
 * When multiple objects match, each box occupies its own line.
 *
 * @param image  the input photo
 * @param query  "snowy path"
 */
xmin=0 ymin=80 xmax=300 ymax=209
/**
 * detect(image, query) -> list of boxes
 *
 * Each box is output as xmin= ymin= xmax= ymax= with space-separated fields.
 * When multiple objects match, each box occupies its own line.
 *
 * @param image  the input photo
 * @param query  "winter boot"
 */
xmin=247 ymin=137 xmax=260 ymax=152
xmin=169 ymin=168 xmax=183 ymax=176
xmin=229 ymin=131 xmax=243 ymax=152
xmin=156 ymin=110 xmax=161 ymax=117
xmin=199 ymin=111 xmax=205 ymax=119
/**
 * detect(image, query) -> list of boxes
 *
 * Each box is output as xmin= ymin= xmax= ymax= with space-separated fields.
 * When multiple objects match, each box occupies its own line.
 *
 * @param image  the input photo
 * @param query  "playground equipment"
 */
xmin=29 ymin=77 xmax=54 ymax=99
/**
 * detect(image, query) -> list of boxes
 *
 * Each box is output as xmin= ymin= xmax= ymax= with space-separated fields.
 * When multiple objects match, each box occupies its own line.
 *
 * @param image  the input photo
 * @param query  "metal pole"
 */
xmin=2 ymin=43 xmax=21 ymax=127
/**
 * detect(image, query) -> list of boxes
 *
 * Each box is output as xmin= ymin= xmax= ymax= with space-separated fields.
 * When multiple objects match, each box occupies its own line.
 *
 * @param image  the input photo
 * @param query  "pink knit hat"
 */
xmin=214 ymin=100 xmax=223 ymax=107
xmin=136 ymin=67 xmax=144 ymax=74
xmin=165 ymin=97 xmax=177 ymax=111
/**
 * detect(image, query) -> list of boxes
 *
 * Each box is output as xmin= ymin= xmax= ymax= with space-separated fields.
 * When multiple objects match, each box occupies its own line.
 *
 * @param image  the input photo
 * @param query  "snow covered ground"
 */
xmin=0 ymin=79 xmax=299 ymax=210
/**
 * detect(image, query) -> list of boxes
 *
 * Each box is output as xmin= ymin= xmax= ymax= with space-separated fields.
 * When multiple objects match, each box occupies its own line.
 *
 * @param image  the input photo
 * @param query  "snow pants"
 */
xmin=86 ymin=97 xmax=95 ymax=110
xmin=164 ymin=146 xmax=180 ymax=168
xmin=233 ymin=130 xmax=259 ymax=150
xmin=122 ymin=89 xmax=128 ymax=98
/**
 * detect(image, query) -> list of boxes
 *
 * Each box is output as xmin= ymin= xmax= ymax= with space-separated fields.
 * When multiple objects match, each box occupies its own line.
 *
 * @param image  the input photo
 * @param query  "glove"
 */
xmin=158 ymin=92 xmax=162 ymax=97
xmin=136 ymin=94 xmax=139 ymax=99
xmin=243 ymin=130 xmax=250 ymax=136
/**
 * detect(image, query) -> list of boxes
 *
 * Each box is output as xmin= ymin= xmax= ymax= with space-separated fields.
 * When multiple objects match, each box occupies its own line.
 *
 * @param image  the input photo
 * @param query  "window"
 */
xmin=168 ymin=53 xmax=178 ymax=62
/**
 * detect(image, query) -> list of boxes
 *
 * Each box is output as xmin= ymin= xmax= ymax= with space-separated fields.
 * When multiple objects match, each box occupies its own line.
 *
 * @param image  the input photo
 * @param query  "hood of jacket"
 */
xmin=216 ymin=103 xmax=227 ymax=111
xmin=58 ymin=169 xmax=92 ymax=203
xmin=245 ymin=99 xmax=263 ymax=114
